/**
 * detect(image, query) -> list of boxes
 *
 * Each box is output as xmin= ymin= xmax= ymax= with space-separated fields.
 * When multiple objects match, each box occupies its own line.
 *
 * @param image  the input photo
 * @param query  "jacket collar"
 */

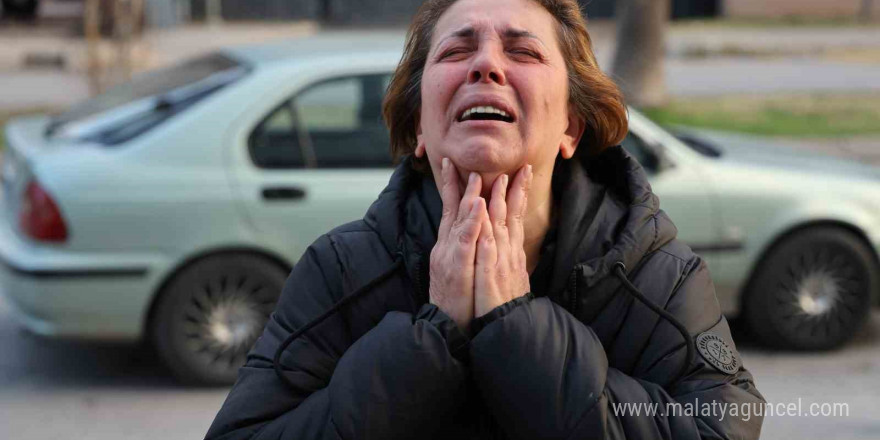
xmin=363 ymin=147 xmax=677 ymax=305
xmin=552 ymin=146 xmax=677 ymax=292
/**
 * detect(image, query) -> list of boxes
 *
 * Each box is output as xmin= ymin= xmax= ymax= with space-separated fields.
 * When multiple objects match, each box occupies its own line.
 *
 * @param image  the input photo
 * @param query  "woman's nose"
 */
xmin=468 ymin=45 xmax=507 ymax=86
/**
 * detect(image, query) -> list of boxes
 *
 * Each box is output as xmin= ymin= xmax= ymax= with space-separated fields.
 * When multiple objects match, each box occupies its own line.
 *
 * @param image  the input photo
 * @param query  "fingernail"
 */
xmin=441 ymin=157 xmax=448 ymax=171
xmin=527 ymin=164 xmax=533 ymax=177
xmin=502 ymin=174 xmax=509 ymax=194
xmin=469 ymin=172 xmax=478 ymax=184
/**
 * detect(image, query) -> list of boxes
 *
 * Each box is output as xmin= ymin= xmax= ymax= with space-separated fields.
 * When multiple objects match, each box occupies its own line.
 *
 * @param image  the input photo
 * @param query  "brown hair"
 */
xmin=382 ymin=0 xmax=629 ymax=167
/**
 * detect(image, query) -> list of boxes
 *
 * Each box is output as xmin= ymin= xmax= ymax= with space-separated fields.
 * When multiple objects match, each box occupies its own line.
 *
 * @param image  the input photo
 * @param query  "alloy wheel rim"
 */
xmin=180 ymin=274 xmax=277 ymax=369
xmin=794 ymin=269 xmax=842 ymax=316
xmin=774 ymin=245 xmax=865 ymax=342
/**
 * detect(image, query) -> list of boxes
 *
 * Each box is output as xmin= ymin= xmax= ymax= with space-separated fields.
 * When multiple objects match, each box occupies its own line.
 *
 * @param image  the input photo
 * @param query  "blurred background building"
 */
xmin=725 ymin=0 xmax=878 ymax=20
xmin=6 ymin=0 xmax=879 ymax=25
xmin=181 ymin=0 xmax=718 ymax=23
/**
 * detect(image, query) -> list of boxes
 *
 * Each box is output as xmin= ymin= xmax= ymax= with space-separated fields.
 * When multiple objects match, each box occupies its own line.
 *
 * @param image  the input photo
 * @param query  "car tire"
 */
xmin=743 ymin=227 xmax=877 ymax=350
xmin=152 ymin=254 xmax=287 ymax=386
xmin=2 ymin=0 xmax=39 ymax=18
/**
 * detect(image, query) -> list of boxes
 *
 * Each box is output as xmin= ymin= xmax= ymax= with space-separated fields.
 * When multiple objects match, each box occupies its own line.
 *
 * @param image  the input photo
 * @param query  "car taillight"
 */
xmin=19 ymin=180 xmax=68 ymax=242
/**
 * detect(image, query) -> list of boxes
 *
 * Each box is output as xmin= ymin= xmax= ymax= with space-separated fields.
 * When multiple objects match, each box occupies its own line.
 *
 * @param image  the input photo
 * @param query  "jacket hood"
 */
xmin=363 ymin=146 xmax=677 ymax=304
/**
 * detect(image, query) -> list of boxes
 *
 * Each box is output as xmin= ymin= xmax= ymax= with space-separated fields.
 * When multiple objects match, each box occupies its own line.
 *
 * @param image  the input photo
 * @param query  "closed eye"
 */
xmin=509 ymin=49 xmax=542 ymax=60
xmin=439 ymin=48 xmax=470 ymax=60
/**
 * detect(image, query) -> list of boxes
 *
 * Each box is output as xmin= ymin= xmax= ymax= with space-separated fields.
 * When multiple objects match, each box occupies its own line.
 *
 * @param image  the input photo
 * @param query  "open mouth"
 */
xmin=457 ymin=106 xmax=515 ymax=123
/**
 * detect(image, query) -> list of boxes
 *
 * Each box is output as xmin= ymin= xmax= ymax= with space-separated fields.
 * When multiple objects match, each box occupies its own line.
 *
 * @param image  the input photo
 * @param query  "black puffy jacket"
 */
xmin=206 ymin=147 xmax=765 ymax=439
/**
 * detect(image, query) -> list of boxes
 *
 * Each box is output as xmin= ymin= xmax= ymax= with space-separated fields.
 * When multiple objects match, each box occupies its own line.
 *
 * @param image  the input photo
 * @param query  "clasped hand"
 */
xmin=429 ymin=157 xmax=533 ymax=331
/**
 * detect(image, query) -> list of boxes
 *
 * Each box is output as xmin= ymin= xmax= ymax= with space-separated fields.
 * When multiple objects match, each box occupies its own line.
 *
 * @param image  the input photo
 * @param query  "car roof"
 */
xmin=217 ymin=31 xmax=705 ymax=164
xmin=223 ymin=31 xmax=407 ymax=67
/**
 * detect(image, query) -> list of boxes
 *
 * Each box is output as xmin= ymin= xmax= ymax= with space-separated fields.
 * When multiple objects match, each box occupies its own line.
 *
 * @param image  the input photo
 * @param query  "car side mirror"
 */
xmin=645 ymin=141 xmax=673 ymax=174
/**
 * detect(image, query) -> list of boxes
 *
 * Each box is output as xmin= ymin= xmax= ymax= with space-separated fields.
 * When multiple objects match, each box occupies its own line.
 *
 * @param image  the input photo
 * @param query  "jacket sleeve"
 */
xmin=468 ymin=255 xmax=765 ymax=440
xmin=205 ymin=235 xmax=469 ymax=440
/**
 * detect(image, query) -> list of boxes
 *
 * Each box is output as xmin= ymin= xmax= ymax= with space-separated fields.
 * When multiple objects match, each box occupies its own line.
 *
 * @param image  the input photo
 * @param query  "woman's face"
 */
xmin=417 ymin=0 xmax=583 ymax=188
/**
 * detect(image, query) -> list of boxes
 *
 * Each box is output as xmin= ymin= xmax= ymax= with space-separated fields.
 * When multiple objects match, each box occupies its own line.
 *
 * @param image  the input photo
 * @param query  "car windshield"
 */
xmin=47 ymin=52 xmax=248 ymax=143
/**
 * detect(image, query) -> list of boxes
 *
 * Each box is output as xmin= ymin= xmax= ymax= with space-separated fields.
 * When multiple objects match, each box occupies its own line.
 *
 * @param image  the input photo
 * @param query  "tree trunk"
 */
xmin=860 ymin=0 xmax=874 ymax=22
xmin=610 ymin=0 xmax=671 ymax=108
xmin=206 ymin=0 xmax=223 ymax=24
xmin=85 ymin=0 xmax=102 ymax=94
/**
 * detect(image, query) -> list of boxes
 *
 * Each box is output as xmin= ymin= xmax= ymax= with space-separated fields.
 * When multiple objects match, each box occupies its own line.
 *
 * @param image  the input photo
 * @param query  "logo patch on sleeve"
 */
xmin=696 ymin=332 xmax=740 ymax=375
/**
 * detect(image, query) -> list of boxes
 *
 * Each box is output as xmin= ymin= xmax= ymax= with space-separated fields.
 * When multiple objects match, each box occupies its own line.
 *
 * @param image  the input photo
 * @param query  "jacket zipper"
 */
xmin=412 ymin=254 xmax=429 ymax=305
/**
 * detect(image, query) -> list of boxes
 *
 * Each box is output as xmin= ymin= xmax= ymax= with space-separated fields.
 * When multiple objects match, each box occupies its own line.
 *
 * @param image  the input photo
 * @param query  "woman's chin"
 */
xmin=452 ymin=147 xmax=518 ymax=174
xmin=451 ymin=161 xmax=519 ymax=197
xmin=455 ymin=162 xmax=512 ymax=189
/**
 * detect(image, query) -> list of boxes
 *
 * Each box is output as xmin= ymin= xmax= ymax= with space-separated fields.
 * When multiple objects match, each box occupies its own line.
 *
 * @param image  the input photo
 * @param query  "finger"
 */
xmin=455 ymin=172 xmax=482 ymax=226
xmin=488 ymin=174 xmax=508 ymax=225
xmin=488 ymin=174 xmax=510 ymax=256
xmin=437 ymin=158 xmax=460 ymax=243
xmin=475 ymin=200 xmax=500 ymax=317
xmin=506 ymin=165 xmax=531 ymax=250
xmin=453 ymin=197 xmax=484 ymax=267
xmin=475 ymin=199 xmax=497 ymax=280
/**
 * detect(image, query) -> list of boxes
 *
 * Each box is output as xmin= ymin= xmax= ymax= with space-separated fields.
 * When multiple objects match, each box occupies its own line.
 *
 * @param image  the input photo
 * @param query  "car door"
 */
xmin=620 ymin=129 xmax=720 ymax=270
xmin=233 ymin=73 xmax=395 ymax=261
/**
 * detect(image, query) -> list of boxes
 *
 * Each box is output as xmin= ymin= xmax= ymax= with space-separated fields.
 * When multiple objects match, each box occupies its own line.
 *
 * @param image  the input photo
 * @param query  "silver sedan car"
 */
xmin=2 ymin=33 xmax=879 ymax=385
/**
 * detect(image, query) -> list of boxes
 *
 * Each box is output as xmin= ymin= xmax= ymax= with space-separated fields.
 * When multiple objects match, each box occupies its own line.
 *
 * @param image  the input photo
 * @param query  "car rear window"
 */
xmin=47 ymin=52 xmax=248 ymax=144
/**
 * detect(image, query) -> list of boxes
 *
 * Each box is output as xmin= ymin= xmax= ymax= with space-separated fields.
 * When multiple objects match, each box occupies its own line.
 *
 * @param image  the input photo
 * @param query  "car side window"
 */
xmin=248 ymin=74 xmax=393 ymax=169
xmin=620 ymin=131 xmax=659 ymax=173
xmin=248 ymin=101 xmax=306 ymax=169
xmin=293 ymin=74 xmax=393 ymax=168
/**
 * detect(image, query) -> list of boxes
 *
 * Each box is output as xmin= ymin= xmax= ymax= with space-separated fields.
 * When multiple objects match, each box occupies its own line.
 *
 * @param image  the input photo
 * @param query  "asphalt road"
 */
xmin=0 ymin=295 xmax=225 ymax=439
xmin=2 ymin=290 xmax=879 ymax=439
xmin=666 ymin=57 xmax=880 ymax=96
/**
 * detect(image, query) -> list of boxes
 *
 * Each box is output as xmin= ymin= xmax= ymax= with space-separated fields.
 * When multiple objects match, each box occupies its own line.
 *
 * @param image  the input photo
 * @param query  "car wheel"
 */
xmin=152 ymin=254 xmax=287 ymax=385
xmin=2 ymin=0 xmax=39 ymax=18
xmin=744 ymin=227 xmax=877 ymax=350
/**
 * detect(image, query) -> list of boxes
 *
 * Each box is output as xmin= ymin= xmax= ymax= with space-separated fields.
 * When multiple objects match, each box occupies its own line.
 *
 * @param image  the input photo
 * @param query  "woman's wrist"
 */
xmin=416 ymin=303 xmax=472 ymax=362
xmin=470 ymin=293 xmax=535 ymax=336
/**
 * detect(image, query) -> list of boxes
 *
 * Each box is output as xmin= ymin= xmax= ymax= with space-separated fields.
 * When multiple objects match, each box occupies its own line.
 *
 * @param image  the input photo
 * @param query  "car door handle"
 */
xmin=262 ymin=186 xmax=306 ymax=201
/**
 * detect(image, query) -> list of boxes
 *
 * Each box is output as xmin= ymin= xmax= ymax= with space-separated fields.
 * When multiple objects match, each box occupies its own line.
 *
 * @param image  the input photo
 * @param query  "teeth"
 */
xmin=461 ymin=105 xmax=511 ymax=120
